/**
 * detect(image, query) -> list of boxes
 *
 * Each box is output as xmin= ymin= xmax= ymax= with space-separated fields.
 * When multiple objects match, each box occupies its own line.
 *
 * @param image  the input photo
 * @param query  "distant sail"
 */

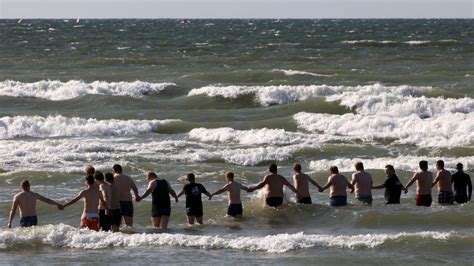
xmin=76 ymin=18 xmax=80 ymax=23
xmin=18 ymin=19 xmax=23 ymax=23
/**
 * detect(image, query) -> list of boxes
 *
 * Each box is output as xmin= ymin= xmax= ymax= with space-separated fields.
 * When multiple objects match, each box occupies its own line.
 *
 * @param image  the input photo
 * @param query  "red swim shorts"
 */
xmin=81 ymin=217 xmax=100 ymax=231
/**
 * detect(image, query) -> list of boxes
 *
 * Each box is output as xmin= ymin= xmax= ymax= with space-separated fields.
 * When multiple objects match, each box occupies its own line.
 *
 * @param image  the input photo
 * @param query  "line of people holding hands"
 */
xmin=7 ymin=160 xmax=472 ymax=230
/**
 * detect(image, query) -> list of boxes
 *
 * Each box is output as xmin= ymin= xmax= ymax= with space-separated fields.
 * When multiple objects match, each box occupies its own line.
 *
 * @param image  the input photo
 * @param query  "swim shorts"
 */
xmin=356 ymin=194 xmax=373 ymax=205
xmin=438 ymin=191 xmax=454 ymax=205
xmin=266 ymin=197 xmax=283 ymax=207
xmin=330 ymin=196 xmax=347 ymax=206
xmin=227 ymin=204 xmax=243 ymax=217
xmin=109 ymin=209 xmax=121 ymax=226
xmin=152 ymin=207 xmax=171 ymax=217
xmin=416 ymin=194 xmax=432 ymax=207
xmin=20 ymin=216 xmax=38 ymax=227
xmin=81 ymin=216 xmax=99 ymax=231
xmin=297 ymin=197 xmax=312 ymax=204
xmin=186 ymin=202 xmax=203 ymax=217
xmin=120 ymin=201 xmax=134 ymax=217
xmin=454 ymin=193 xmax=468 ymax=204
xmin=98 ymin=209 xmax=111 ymax=231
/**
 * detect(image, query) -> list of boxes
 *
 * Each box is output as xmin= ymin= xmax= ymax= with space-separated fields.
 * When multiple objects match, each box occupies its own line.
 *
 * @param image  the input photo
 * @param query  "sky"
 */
xmin=0 ymin=0 xmax=472 ymax=19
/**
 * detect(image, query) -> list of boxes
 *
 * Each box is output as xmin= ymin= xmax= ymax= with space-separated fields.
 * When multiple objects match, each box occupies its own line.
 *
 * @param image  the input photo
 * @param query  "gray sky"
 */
xmin=0 ymin=0 xmax=472 ymax=19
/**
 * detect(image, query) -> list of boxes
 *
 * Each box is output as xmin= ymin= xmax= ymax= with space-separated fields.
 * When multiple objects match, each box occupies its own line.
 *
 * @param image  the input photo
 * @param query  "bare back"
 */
xmin=99 ymin=183 xmax=112 ymax=210
xmin=109 ymin=182 xmax=121 ymax=209
xmin=293 ymin=173 xmax=310 ymax=198
xmin=329 ymin=174 xmax=350 ymax=197
xmin=114 ymin=174 xmax=134 ymax=201
xmin=264 ymin=174 xmax=286 ymax=198
xmin=435 ymin=170 xmax=453 ymax=192
xmin=352 ymin=171 xmax=373 ymax=196
xmin=227 ymin=181 xmax=243 ymax=204
xmin=14 ymin=191 xmax=39 ymax=217
xmin=81 ymin=187 xmax=100 ymax=215
xmin=413 ymin=171 xmax=433 ymax=195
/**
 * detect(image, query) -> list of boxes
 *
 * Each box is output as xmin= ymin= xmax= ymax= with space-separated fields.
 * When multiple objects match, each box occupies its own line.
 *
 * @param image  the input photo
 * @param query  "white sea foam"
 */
xmin=293 ymin=112 xmax=474 ymax=147
xmin=272 ymin=69 xmax=334 ymax=77
xmin=0 ymin=115 xmax=180 ymax=139
xmin=0 ymin=224 xmax=457 ymax=252
xmin=309 ymin=156 xmax=474 ymax=172
xmin=0 ymin=80 xmax=175 ymax=100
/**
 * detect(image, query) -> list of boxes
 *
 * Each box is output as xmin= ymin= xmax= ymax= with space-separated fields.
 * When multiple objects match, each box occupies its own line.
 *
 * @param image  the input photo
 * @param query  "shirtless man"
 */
xmin=432 ymin=160 xmax=453 ymax=205
xmin=137 ymin=172 xmax=178 ymax=229
xmin=105 ymin=172 xmax=121 ymax=232
xmin=405 ymin=160 xmax=433 ymax=207
xmin=7 ymin=180 xmax=62 ymax=228
xmin=112 ymin=164 xmax=139 ymax=227
xmin=292 ymin=163 xmax=322 ymax=204
xmin=62 ymin=175 xmax=107 ymax=231
xmin=247 ymin=163 xmax=299 ymax=207
xmin=452 ymin=163 xmax=472 ymax=204
xmin=209 ymin=172 xmax=249 ymax=218
xmin=320 ymin=166 xmax=354 ymax=206
xmin=351 ymin=162 xmax=373 ymax=205
xmin=94 ymin=171 xmax=112 ymax=231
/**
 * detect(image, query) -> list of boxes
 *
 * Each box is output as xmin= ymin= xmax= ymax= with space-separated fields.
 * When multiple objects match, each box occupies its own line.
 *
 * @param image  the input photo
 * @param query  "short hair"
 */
xmin=355 ymin=162 xmax=364 ymax=171
xmin=105 ymin=172 xmax=114 ymax=183
xmin=21 ymin=180 xmax=30 ymax=190
xmin=226 ymin=172 xmax=234 ymax=180
xmin=85 ymin=175 xmax=95 ymax=185
xmin=94 ymin=171 xmax=104 ymax=182
xmin=293 ymin=163 xmax=302 ymax=172
xmin=436 ymin=160 xmax=445 ymax=169
xmin=85 ymin=165 xmax=95 ymax=176
xmin=187 ymin=173 xmax=195 ymax=181
xmin=269 ymin=163 xmax=278 ymax=174
xmin=148 ymin=172 xmax=157 ymax=178
xmin=456 ymin=163 xmax=463 ymax=171
xmin=385 ymin=165 xmax=395 ymax=172
xmin=419 ymin=160 xmax=428 ymax=171
xmin=330 ymin=166 xmax=339 ymax=174
xmin=112 ymin=164 xmax=122 ymax=173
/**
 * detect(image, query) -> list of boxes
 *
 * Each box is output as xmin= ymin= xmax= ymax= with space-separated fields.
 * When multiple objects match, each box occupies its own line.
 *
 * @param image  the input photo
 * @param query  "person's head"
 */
xmin=112 ymin=164 xmax=122 ymax=174
xmin=94 ymin=171 xmax=105 ymax=184
xmin=85 ymin=175 xmax=95 ymax=186
xmin=385 ymin=165 xmax=395 ymax=176
xmin=419 ymin=160 xmax=428 ymax=171
xmin=187 ymin=173 xmax=195 ymax=183
xmin=85 ymin=165 xmax=95 ymax=176
xmin=269 ymin=163 xmax=278 ymax=174
xmin=330 ymin=166 xmax=339 ymax=174
xmin=21 ymin=180 xmax=30 ymax=191
xmin=105 ymin=172 xmax=114 ymax=183
xmin=293 ymin=163 xmax=302 ymax=173
xmin=226 ymin=172 xmax=234 ymax=182
xmin=436 ymin=160 xmax=445 ymax=170
xmin=456 ymin=163 xmax=464 ymax=172
xmin=148 ymin=172 xmax=157 ymax=181
xmin=355 ymin=162 xmax=364 ymax=171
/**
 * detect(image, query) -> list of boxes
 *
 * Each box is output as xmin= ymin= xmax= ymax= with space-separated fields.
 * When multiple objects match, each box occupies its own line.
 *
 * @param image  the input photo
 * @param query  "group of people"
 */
xmin=7 ymin=160 xmax=472 ymax=231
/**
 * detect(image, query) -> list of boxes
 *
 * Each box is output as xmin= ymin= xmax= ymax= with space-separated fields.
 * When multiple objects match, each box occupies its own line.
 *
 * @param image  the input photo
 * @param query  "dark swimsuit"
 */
xmin=297 ymin=197 xmax=312 ymax=204
xmin=227 ymin=204 xmax=243 ymax=216
xmin=266 ymin=197 xmax=283 ymax=207
xmin=152 ymin=179 xmax=171 ymax=217
xmin=20 ymin=216 xmax=38 ymax=227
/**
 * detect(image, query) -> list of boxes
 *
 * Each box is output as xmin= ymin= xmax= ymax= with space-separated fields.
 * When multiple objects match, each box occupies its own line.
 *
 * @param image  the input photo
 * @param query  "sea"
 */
xmin=0 ymin=19 xmax=473 ymax=265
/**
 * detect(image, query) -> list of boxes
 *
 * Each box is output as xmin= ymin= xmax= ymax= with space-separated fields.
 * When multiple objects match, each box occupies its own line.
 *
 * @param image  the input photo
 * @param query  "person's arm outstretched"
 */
xmin=308 ymin=176 xmax=323 ymax=190
xmin=467 ymin=174 xmax=472 ymax=201
xmin=138 ymin=181 xmax=155 ymax=202
xmin=209 ymin=184 xmax=230 ymax=200
xmin=130 ymin=178 xmax=139 ymax=200
xmin=62 ymin=191 xmax=84 ymax=208
xmin=405 ymin=173 xmax=417 ymax=191
xmin=7 ymin=196 xmax=19 ymax=228
xmin=247 ymin=176 xmax=268 ymax=193
xmin=36 ymin=193 xmax=62 ymax=208
xmin=168 ymin=182 xmax=179 ymax=202
xmin=281 ymin=176 xmax=299 ymax=195
xmin=432 ymin=172 xmax=440 ymax=187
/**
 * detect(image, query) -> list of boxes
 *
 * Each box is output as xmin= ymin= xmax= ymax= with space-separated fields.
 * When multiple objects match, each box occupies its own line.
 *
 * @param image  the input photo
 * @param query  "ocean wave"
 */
xmin=309 ymin=156 xmax=474 ymax=172
xmin=0 ymin=224 xmax=460 ymax=252
xmin=271 ymin=69 xmax=334 ymax=77
xmin=188 ymin=83 xmax=473 ymax=118
xmin=0 ymin=80 xmax=175 ymax=100
xmin=341 ymin=39 xmax=460 ymax=46
xmin=293 ymin=112 xmax=474 ymax=147
xmin=0 ymin=115 xmax=180 ymax=139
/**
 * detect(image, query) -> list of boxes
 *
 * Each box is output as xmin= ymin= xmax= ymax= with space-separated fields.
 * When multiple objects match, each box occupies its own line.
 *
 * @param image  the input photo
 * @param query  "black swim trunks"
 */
xmin=297 ymin=197 xmax=312 ymax=204
xmin=98 ymin=209 xmax=111 ymax=231
xmin=227 ymin=204 xmax=243 ymax=217
xmin=109 ymin=209 xmax=121 ymax=226
xmin=120 ymin=201 xmax=134 ymax=217
xmin=20 ymin=216 xmax=38 ymax=227
xmin=186 ymin=202 xmax=203 ymax=217
xmin=266 ymin=197 xmax=283 ymax=207
xmin=152 ymin=207 xmax=171 ymax=217
xmin=151 ymin=179 xmax=172 ymax=217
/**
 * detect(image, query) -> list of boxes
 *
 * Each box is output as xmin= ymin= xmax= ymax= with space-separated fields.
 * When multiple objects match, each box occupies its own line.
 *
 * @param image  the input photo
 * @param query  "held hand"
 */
xmin=350 ymin=189 xmax=354 ymax=194
xmin=404 ymin=189 xmax=408 ymax=194
xmin=247 ymin=187 xmax=254 ymax=193
xmin=318 ymin=188 xmax=324 ymax=193
xmin=208 ymin=195 xmax=213 ymax=200
xmin=174 ymin=196 xmax=179 ymax=203
xmin=136 ymin=196 xmax=141 ymax=202
xmin=58 ymin=204 xmax=64 ymax=210
xmin=7 ymin=222 xmax=11 ymax=228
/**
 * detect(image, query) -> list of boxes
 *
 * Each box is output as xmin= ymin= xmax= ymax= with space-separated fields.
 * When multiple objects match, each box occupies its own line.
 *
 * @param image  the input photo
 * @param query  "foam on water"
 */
xmin=309 ymin=156 xmax=474 ymax=172
xmin=272 ymin=69 xmax=334 ymax=77
xmin=0 ymin=115 xmax=180 ymax=139
xmin=0 ymin=224 xmax=459 ymax=253
xmin=293 ymin=112 xmax=474 ymax=147
xmin=0 ymin=80 xmax=175 ymax=100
